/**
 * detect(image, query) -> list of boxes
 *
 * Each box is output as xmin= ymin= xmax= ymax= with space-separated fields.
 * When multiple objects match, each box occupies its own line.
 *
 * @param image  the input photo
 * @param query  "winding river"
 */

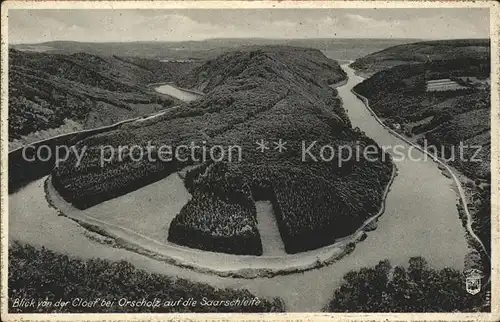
xmin=8 ymin=63 xmax=470 ymax=311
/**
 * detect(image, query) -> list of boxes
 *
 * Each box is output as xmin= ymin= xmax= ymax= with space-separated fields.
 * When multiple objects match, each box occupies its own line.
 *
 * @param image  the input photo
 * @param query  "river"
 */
xmin=8 ymin=64 xmax=469 ymax=312
xmin=155 ymin=84 xmax=201 ymax=102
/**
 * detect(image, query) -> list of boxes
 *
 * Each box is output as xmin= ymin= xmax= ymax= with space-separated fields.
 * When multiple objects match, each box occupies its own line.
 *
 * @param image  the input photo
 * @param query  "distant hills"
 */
xmin=177 ymin=45 xmax=349 ymax=92
xmin=52 ymin=46 xmax=393 ymax=255
xmin=11 ymin=38 xmax=420 ymax=61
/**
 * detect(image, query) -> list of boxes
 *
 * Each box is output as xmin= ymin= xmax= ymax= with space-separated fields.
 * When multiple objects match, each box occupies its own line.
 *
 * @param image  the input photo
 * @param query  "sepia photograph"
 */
xmin=1 ymin=1 xmax=498 ymax=320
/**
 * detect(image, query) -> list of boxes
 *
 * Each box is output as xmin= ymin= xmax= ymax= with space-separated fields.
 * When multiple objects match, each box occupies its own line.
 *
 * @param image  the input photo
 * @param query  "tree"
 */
xmin=325 ymin=257 xmax=489 ymax=312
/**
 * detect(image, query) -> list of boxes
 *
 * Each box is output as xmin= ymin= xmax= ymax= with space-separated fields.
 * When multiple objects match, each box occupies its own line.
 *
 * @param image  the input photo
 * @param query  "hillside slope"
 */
xmin=53 ymin=46 xmax=393 ymax=255
xmin=351 ymin=39 xmax=490 ymax=76
xmin=353 ymin=55 xmax=490 ymax=180
xmin=8 ymin=49 xmax=197 ymax=148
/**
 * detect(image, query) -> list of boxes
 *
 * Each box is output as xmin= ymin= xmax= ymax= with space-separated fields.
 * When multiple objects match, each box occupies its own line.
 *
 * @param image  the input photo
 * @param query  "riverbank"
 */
xmin=9 ymin=82 xmax=204 ymax=155
xmin=348 ymin=63 xmax=373 ymax=79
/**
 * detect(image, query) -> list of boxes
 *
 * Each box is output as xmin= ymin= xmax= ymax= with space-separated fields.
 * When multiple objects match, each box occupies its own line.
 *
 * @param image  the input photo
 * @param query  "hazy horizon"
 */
xmin=13 ymin=37 xmax=431 ymax=46
xmin=8 ymin=8 xmax=489 ymax=44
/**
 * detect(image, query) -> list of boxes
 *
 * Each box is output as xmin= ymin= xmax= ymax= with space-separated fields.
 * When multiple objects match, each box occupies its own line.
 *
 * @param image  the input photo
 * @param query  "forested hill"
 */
xmin=353 ymin=58 xmax=490 ymax=180
xmin=351 ymin=39 xmax=490 ymax=76
xmin=8 ymin=49 xmax=198 ymax=146
xmin=352 ymin=39 xmax=491 ymax=180
xmin=177 ymin=46 xmax=347 ymax=92
xmin=176 ymin=46 xmax=350 ymax=126
xmin=54 ymin=46 xmax=393 ymax=255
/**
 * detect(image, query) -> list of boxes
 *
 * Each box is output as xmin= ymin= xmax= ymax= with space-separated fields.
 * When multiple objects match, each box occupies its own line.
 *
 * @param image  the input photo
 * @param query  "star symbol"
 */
xmin=273 ymin=139 xmax=287 ymax=153
xmin=255 ymin=139 xmax=269 ymax=153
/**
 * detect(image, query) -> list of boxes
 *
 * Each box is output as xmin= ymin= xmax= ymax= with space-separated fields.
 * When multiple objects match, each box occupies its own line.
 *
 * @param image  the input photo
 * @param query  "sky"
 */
xmin=8 ymin=8 xmax=490 ymax=44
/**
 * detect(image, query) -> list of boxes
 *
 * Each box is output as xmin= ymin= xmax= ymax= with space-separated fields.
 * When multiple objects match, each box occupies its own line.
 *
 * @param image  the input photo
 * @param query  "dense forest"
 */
xmin=53 ymin=46 xmax=393 ymax=255
xmin=325 ymin=257 xmax=490 ymax=312
xmin=9 ymin=49 xmax=198 ymax=143
xmin=8 ymin=242 xmax=284 ymax=313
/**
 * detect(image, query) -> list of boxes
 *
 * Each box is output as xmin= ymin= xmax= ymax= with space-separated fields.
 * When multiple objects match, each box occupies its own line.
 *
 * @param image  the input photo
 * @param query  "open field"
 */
xmin=350 ymin=39 xmax=491 ymax=290
xmin=337 ymin=65 xmax=469 ymax=271
xmin=352 ymin=56 xmax=490 ymax=181
xmin=351 ymin=38 xmax=490 ymax=75
xmin=6 ymin=2 xmax=495 ymax=313
xmin=67 ymin=173 xmax=191 ymax=244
